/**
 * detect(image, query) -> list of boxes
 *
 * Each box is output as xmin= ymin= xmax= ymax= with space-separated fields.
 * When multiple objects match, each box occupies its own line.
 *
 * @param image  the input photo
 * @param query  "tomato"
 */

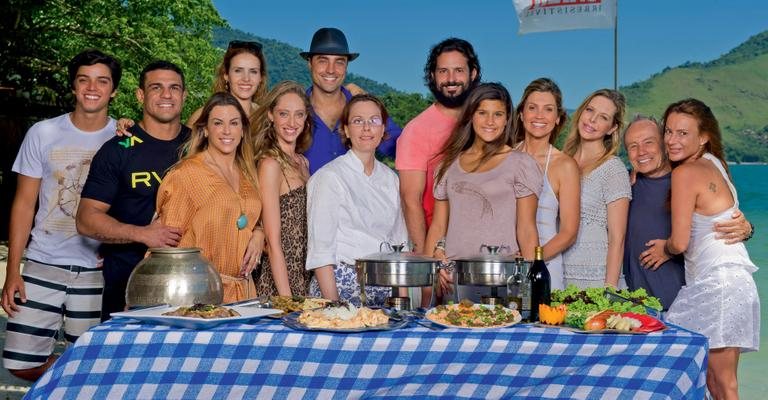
xmin=584 ymin=317 xmax=606 ymax=330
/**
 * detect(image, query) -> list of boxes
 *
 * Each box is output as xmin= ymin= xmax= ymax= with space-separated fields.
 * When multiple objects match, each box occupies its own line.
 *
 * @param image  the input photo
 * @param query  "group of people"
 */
xmin=0 ymin=27 xmax=759 ymax=399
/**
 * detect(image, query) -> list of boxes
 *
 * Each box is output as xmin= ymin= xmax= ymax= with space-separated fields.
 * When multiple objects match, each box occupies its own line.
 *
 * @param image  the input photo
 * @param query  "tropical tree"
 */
xmin=1 ymin=0 xmax=227 ymax=119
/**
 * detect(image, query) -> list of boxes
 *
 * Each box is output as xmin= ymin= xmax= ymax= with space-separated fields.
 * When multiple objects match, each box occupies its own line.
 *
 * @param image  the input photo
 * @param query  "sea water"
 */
xmin=730 ymin=165 xmax=767 ymax=399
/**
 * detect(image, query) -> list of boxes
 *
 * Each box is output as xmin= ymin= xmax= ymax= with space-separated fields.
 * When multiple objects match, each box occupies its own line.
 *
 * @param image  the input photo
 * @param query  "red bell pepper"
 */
xmin=622 ymin=312 xmax=665 ymax=333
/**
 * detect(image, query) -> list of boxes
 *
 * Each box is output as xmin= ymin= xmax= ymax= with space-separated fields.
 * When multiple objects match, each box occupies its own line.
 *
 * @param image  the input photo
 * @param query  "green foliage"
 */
xmin=621 ymin=30 xmax=768 ymax=162
xmin=1 ymin=0 xmax=226 ymax=120
xmin=381 ymin=92 xmax=433 ymax=128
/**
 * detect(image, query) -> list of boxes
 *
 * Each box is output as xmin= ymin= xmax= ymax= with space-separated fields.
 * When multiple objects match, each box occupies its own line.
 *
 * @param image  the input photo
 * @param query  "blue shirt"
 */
xmin=305 ymin=86 xmax=401 ymax=174
xmin=623 ymin=172 xmax=685 ymax=310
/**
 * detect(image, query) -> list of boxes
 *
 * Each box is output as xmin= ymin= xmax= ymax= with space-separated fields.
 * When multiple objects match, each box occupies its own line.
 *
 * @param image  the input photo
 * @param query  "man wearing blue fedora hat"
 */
xmin=301 ymin=27 xmax=401 ymax=174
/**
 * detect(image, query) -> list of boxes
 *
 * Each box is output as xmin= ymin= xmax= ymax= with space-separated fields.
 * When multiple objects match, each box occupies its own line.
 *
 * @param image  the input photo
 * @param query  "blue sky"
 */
xmin=214 ymin=0 xmax=768 ymax=108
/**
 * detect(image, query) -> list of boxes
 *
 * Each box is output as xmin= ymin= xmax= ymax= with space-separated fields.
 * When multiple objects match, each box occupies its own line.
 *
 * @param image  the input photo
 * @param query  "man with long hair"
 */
xmin=395 ymin=38 xmax=481 ymax=306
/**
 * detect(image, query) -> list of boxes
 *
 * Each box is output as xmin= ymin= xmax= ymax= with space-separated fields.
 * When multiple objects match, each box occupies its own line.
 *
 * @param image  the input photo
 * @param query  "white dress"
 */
xmin=536 ymin=146 xmax=565 ymax=290
xmin=665 ymin=153 xmax=760 ymax=352
xmin=563 ymin=156 xmax=631 ymax=288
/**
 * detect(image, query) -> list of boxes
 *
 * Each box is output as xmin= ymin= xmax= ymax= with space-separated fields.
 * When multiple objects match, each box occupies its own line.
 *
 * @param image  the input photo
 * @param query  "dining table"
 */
xmin=25 ymin=314 xmax=707 ymax=399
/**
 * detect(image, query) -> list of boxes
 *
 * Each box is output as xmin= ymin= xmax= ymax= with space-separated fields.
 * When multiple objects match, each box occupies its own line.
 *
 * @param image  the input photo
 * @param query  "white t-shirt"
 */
xmin=12 ymin=113 xmax=116 ymax=267
xmin=306 ymin=150 xmax=408 ymax=270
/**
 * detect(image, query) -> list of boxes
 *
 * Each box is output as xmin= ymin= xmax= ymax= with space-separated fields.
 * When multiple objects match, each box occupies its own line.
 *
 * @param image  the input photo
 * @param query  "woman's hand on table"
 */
xmin=241 ymin=228 xmax=265 ymax=277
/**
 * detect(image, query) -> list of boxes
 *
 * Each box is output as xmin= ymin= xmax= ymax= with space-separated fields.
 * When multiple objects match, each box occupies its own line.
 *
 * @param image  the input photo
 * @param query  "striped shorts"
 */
xmin=2 ymin=259 xmax=103 ymax=370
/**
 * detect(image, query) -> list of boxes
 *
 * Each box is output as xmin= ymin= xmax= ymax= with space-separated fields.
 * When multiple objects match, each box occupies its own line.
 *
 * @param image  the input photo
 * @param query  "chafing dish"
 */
xmin=356 ymin=243 xmax=439 ymax=310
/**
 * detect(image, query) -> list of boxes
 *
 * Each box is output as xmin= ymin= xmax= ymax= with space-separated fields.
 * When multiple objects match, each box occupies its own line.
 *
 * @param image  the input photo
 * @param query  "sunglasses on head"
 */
xmin=228 ymin=40 xmax=263 ymax=52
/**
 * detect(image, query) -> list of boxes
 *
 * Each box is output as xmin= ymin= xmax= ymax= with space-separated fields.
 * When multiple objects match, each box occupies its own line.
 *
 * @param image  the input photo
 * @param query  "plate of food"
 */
xmin=282 ymin=302 xmax=408 ymax=333
xmin=425 ymin=300 xmax=522 ymax=329
xmin=534 ymin=308 xmax=666 ymax=334
xmin=110 ymin=303 xmax=283 ymax=329
xmin=547 ymin=285 xmax=663 ymax=330
xmin=270 ymin=295 xmax=332 ymax=316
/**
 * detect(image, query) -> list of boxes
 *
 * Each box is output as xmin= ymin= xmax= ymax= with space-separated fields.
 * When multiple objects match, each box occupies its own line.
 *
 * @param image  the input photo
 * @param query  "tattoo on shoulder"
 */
xmin=708 ymin=182 xmax=717 ymax=193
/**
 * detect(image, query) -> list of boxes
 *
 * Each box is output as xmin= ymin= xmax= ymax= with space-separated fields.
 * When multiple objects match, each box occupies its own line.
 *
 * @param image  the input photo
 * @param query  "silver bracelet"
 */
xmin=434 ymin=238 xmax=446 ymax=252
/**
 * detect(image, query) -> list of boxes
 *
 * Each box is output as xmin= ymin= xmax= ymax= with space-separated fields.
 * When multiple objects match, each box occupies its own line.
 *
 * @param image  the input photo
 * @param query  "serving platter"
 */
xmin=532 ymin=322 xmax=667 ymax=334
xmin=282 ymin=310 xmax=408 ymax=333
xmin=424 ymin=303 xmax=522 ymax=329
xmin=110 ymin=304 xmax=283 ymax=329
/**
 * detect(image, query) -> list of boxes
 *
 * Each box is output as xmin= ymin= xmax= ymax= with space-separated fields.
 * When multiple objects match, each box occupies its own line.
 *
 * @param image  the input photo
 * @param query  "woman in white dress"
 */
xmin=644 ymin=98 xmax=759 ymax=400
xmin=561 ymin=89 xmax=631 ymax=289
xmin=513 ymin=78 xmax=580 ymax=290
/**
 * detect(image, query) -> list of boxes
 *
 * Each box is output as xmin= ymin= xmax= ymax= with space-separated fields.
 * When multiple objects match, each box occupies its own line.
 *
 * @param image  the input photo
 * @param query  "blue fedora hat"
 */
xmin=300 ymin=27 xmax=359 ymax=61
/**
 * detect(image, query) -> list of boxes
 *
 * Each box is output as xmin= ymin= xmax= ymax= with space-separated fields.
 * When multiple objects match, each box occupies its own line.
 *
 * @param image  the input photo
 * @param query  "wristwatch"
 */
xmin=744 ymin=222 xmax=755 ymax=242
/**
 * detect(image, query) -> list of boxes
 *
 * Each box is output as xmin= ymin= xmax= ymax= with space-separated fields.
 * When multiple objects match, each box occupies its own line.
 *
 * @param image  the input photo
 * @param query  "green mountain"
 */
xmin=622 ymin=30 xmax=768 ymax=163
xmin=213 ymin=27 xmax=402 ymax=96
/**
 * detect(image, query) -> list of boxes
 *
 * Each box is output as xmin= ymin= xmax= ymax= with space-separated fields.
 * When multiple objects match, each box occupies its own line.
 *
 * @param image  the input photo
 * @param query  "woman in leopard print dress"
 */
xmin=251 ymin=82 xmax=312 ymax=296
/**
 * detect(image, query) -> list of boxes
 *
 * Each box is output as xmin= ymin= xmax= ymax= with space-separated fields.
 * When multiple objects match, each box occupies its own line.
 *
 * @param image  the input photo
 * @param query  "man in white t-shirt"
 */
xmin=1 ymin=49 xmax=122 ymax=381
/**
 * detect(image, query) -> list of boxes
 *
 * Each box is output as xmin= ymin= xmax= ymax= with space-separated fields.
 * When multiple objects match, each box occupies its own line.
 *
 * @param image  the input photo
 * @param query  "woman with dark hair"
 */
xmin=561 ymin=89 xmax=631 ymax=289
xmin=251 ymin=81 xmax=313 ymax=297
xmin=424 ymin=82 xmax=542 ymax=301
xmin=644 ymin=98 xmax=758 ymax=399
xmin=156 ymin=92 xmax=262 ymax=302
xmin=513 ymin=78 xmax=580 ymax=290
xmin=306 ymin=94 xmax=407 ymax=306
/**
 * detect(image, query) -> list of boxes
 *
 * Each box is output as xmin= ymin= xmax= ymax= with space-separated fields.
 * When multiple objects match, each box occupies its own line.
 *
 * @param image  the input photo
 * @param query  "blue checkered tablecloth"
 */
xmin=25 ymin=318 xmax=707 ymax=399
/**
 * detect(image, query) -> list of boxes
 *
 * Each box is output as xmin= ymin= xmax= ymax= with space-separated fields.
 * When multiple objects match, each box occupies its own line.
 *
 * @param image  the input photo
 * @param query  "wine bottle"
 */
xmin=518 ymin=257 xmax=531 ymax=321
xmin=528 ymin=246 xmax=551 ymax=323
xmin=507 ymin=257 xmax=524 ymax=312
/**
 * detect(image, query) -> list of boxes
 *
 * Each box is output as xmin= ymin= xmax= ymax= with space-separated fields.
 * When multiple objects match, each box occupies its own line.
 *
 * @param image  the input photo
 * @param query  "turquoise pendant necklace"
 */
xmin=207 ymin=152 xmax=248 ymax=230
xmin=236 ymin=213 xmax=248 ymax=230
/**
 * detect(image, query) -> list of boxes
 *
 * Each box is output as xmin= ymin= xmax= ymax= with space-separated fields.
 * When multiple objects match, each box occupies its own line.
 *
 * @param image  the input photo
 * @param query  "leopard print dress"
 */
xmin=256 ymin=176 xmax=310 ymax=297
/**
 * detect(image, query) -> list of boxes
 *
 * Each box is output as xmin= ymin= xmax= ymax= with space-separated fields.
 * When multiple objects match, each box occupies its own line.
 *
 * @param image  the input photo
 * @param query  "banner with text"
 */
xmin=513 ymin=0 xmax=617 ymax=34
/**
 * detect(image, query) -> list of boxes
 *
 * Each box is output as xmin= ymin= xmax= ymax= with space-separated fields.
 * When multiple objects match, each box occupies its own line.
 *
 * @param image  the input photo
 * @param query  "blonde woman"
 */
xmin=562 ymin=89 xmax=630 ymax=289
xmin=252 ymin=82 xmax=313 ymax=297
xmin=513 ymin=78 xmax=580 ymax=290
xmin=156 ymin=92 xmax=263 ymax=302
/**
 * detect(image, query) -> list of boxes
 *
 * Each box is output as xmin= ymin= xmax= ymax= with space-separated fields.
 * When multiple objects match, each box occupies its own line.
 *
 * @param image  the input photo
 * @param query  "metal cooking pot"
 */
xmin=454 ymin=244 xmax=528 ymax=286
xmin=125 ymin=247 xmax=223 ymax=307
xmin=356 ymin=244 xmax=438 ymax=287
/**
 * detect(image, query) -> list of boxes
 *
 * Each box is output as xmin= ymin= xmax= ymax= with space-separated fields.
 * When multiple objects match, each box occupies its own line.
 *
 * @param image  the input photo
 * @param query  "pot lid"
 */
xmin=453 ymin=244 xmax=524 ymax=264
xmin=356 ymin=243 xmax=439 ymax=264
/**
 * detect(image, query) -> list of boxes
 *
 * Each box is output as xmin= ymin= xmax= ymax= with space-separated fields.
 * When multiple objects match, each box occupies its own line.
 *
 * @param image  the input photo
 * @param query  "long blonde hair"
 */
xmin=563 ymin=88 xmax=626 ymax=175
xmin=177 ymin=92 xmax=258 ymax=190
xmin=251 ymin=81 xmax=313 ymax=171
